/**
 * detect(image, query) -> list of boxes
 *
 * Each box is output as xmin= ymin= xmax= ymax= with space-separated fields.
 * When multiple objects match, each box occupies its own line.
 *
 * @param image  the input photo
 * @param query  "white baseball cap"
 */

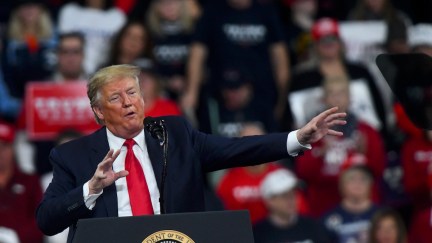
xmin=408 ymin=24 xmax=432 ymax=47
xmin=260 ymin=169 xmax=298 ymax=199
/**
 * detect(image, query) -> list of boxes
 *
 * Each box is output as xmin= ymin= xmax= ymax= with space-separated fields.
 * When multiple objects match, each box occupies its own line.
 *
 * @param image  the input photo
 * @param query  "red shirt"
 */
xmin=0 ymin=168 xmax=43 ymax=243
xmin=409 ymin=207 xmax=432 ymax=243
xmin=145 ymin=98 xmax=182 ymax=118
xmin=402 ymin=136 xmax=432 ymax=211
xmin=296 ymin=122 xmax=386 ymax=218
xmin=216 ymin=164 xmax=281 ymax=224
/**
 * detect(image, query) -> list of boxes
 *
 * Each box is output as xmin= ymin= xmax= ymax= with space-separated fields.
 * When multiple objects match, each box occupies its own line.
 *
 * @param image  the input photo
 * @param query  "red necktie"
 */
xmin=124 ymin=139 xmax=154 ymax=215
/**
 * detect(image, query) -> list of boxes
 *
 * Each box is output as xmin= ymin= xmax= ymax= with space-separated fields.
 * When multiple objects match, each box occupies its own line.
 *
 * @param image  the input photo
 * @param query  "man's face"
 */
xmin=57 ymin=37 xmax=84 ymax=79
xmin=266 ymin=190 xmax=297 ymax=219
xmin=340 ymin=170 xmax=371 ymax=201
xmin=94 ymin=77 xmax=145 ymax=138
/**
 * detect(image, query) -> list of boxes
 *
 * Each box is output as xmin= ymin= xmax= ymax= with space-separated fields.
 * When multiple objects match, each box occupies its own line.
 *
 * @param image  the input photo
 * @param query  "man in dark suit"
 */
xmin=36 ymin=65 xmax=346 ymax=242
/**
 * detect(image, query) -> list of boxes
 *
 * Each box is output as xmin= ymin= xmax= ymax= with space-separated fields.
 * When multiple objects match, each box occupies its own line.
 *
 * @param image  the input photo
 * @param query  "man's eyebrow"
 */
xmin=126 ymin=87 xmax=137 ymax=92
xmin=108 ymin=91 xmax=120 ymax=97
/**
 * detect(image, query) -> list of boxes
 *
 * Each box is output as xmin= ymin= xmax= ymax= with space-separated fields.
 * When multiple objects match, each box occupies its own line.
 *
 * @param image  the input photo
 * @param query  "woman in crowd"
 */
xmin=3 ymin=1 xmax=57 ymax=99
xmin=146 ymin=0 xmax=199 ymax=100
xmin=104 ymin=21 xmax=151 ymax=67
xmin=368 ymin=208 xmax=407 ymax=243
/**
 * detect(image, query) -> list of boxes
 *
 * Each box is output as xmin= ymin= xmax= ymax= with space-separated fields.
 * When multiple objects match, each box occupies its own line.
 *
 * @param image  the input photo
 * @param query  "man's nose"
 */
xmin=122 ymin=94 xmax=132 ymax=107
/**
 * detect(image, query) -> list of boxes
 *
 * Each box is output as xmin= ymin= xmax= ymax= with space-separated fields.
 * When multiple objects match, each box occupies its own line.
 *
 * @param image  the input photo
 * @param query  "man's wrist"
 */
xmin=287 ymin=130 xmax=312 ymax=157
xmin=88 ymin=179 xmax=102 ymax=195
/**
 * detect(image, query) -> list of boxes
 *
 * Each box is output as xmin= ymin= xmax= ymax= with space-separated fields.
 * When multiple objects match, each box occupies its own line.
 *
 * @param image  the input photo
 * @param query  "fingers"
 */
xmin=99 ymin=149 xmax=121 ymax=169
xmin=103 ymin=149 xmax=114 ymax=160
xmin=111 ymin=149 xmax=121 ymax=162
xmin=316 ymin=107 xmax=339 ymax=121
xmin=328 ymin=129 xmax=343 ymax=137
xmin=115 ymin=170 xmax=129 ymax=179
xmin=324 ymin=112 xmax=347 ymax=123
xmin=327 ymin=119 xmax=347 ymax=127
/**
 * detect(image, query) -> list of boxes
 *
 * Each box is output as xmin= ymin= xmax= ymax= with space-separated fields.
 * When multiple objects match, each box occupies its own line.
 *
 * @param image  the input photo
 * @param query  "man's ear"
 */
xmin=93 ymin=106 xmax=104 ymax=121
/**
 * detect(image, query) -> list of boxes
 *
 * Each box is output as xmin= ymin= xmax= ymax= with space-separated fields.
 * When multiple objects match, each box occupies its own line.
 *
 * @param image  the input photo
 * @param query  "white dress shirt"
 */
xmin=83 ymin=129 xmax=310 ymax=215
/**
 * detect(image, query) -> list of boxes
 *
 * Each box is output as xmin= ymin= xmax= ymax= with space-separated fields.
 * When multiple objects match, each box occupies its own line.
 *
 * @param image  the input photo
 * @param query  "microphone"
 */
xmin=144 ymin=117 xmax=166 ymax=146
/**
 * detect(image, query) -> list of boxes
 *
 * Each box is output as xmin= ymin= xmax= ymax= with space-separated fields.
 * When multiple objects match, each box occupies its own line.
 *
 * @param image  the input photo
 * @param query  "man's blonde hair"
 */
xmin=87 ymin=64 xmax=141 ymax=125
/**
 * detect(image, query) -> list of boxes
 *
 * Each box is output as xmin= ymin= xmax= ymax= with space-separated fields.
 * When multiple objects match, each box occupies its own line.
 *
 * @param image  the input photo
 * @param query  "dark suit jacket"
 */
xmin=36 ymin=116 xmax=289 ymax=242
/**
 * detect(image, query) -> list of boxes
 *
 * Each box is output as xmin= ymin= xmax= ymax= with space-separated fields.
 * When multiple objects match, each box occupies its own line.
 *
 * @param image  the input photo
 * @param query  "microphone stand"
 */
xmin=159 ymin=120 xmax=168 ymax=214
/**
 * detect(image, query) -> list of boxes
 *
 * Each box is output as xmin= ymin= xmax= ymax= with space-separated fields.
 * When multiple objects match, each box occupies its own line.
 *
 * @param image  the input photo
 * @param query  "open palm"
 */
xmin=297 ymin=107 xmax=347 ymax=145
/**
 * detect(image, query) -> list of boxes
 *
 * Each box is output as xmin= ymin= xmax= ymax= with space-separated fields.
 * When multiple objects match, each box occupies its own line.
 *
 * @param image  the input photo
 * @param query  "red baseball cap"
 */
xmin=0 ymin=121 xmax=15 ymax=143
xmin=311 ymin=17 xmax=339 ymax=41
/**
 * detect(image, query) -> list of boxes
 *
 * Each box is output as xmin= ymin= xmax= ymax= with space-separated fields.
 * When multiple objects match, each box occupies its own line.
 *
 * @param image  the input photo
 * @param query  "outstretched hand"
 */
xmin=297 ymin=107 xmax=347 ymax=145
xmin=88 ymin=149 xmax=128 ymax=194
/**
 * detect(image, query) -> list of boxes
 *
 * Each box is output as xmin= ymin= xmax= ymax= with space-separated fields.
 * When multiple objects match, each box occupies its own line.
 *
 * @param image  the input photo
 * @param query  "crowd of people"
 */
xmin=1 ymin=0 xmax=432 ymax=242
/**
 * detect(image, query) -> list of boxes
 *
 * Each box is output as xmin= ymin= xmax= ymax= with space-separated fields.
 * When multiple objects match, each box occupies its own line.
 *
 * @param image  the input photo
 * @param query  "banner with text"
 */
xmin=26 ymin=81 xmax=100 ymax=140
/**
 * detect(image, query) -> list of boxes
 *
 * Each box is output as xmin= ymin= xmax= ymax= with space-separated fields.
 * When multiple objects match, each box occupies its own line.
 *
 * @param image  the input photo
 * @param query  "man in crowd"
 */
xmin=0 ymin=120 xmax=43 ymax=243
xmin=36 ymin=64 xmax=346 ymax=242
xmin=253 ymin=169 xmax=331 ymax=242
xmin=322 ymin=165 xmax=380 ymax=243
xmin=52 ymin=32 xmax=87 ymax=82
xmin=217 ymin=123 xmax=281 ymax=224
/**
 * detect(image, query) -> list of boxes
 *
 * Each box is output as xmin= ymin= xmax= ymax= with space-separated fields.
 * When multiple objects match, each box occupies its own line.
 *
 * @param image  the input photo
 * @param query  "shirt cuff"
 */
xmin=287 ymin=130 xmax=312 ymax=157
xmin=83 ymin=181 xmax=103 ymax=210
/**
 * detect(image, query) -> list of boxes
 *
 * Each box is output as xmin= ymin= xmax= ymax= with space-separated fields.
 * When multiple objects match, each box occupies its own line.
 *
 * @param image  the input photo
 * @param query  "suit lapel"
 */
xmin=90 ymin=127 xmax=118 ymax=217
xmin=145 ymin=130 xmax=163 ymax=190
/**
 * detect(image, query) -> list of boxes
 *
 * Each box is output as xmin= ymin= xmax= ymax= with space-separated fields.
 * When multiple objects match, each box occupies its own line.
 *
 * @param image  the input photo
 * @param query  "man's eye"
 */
xmin=128 ymin=91 xmax=136 ymax=95
xmin=110 ymin=96 xmax=119 ymax=102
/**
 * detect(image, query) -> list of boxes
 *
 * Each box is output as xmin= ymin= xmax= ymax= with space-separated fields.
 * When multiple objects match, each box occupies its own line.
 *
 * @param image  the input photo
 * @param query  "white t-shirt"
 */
xmin=58 ymin=3 xmax=126 ymax=74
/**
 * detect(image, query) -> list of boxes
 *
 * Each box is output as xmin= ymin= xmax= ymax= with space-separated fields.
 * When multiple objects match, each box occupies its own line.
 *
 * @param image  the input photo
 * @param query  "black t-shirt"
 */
xmin=193 ymin=1 xmax=285 ymax=99
xmin=253 ymin=216 xmax=332 ymax=243
xmin=151 ymin=24 xmax=192 ymax=77
xmin=198 ymin=97 xmax=278 ymax=137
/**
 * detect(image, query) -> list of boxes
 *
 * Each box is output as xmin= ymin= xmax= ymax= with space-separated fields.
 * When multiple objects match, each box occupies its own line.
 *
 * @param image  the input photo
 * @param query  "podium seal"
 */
xmin=143 ymin=230 xmax=195 ymax=243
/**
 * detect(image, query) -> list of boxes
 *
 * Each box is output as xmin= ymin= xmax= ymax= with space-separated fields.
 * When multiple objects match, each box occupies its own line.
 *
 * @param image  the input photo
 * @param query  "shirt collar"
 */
xmin=106 ymin=128 xmax=145 ymax=151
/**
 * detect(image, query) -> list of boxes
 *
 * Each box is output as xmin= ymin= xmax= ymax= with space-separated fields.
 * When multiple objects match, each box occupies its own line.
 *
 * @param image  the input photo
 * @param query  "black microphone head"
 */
xmin=144 ymin=116 xmax=164 ymax=141
xmin=144 ymin=116 xmax=155 ymax=127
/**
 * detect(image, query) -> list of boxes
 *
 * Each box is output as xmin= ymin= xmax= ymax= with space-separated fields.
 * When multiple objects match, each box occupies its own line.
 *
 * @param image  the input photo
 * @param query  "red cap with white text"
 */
xmin=311 ymin=17 xmax=340 ymax=41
